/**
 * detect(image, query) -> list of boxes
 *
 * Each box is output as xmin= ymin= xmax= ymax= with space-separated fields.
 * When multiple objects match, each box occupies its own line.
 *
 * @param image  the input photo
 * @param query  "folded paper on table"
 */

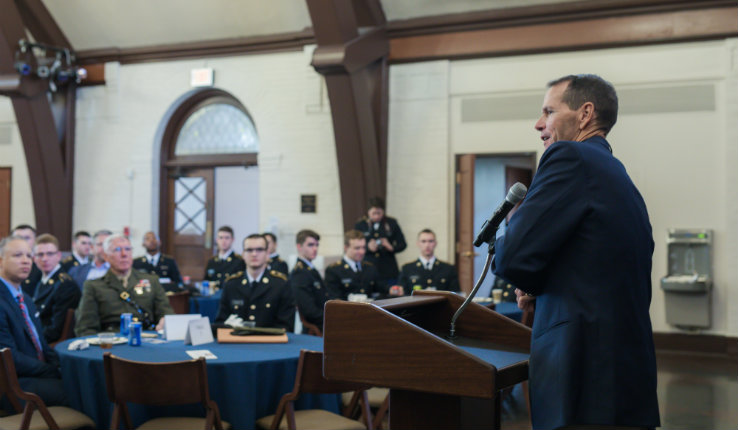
xmin=164 ymin=314 xmax=203 ymax=340
xmin=217 ymin=328 xmax=288 ymax=344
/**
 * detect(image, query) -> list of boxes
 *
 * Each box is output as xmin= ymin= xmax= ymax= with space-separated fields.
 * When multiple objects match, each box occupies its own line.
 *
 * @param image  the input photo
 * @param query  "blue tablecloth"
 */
xmin=190 ymin=290 xmax=221 ymax=322
xmin=56 ymin=333 xmax=339 ymax=430
xmin=495 ymin=302 xmax=523 ymax=322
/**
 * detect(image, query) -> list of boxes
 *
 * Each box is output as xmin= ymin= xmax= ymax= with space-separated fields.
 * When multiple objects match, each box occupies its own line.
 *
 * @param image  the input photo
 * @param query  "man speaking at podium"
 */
xmin=493 ymin=75 xmax=659 ymax=430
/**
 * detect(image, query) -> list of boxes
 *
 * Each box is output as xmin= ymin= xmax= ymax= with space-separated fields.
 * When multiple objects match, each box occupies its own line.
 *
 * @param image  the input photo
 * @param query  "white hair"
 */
xmin=103 ymin=234 xmax=130 ymax=254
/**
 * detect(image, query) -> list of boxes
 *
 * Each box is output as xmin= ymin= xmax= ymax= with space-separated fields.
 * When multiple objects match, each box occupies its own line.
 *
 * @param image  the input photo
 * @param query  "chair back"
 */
xmin=50 ymin=308 xmax=76 ymax=348
xmin=0 ymin=349 xmax=23 ymax=413
xmin=168 ymin=291 xmax=192 ymax=314
xmin=103 ymin=353 xmax=210 ymax=406
xmin=295 ymin=350 xmax=368 ymax=394
xmin=297 ymin=308 xmax=322 ymax=337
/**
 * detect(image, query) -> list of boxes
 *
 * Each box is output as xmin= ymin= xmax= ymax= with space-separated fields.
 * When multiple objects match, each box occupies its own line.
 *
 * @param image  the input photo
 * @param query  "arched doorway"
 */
xmin=158 ymin=88 xmax=258 ymax=281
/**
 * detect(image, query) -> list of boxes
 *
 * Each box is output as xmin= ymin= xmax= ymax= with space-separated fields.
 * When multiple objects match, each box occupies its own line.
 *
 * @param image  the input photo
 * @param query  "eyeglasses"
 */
xmin=244 ymin=247 xmax=266 ymax=253
xmin=111 ymin=246 xmax=133 ymax=254
xmin=34 ymin=251 xmax=60 ymax=258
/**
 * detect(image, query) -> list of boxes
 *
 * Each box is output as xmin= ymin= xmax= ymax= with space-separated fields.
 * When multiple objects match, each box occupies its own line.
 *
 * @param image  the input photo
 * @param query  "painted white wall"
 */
xmin=387 ymin=38 xmax=738 ymax=336
xmin=0 ymin=100 xmax=34 ymax=229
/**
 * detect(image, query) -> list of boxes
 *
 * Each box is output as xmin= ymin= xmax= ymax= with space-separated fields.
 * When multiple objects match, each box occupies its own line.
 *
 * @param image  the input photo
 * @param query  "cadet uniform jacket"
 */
xmin=32 ymin=270 xmax=81 ymax=343
xmin=267 ymin=255 xmax=289 ymax=277
xmin=132 ymin=254 xmax=183 ymax=291
xmin=60 ymin=255 xmax=86 ymax=273
xmin=22 ymin=263 xmax=42 ymax=297
xmin=215 ymin=270 xmax=295 ymax=331
xmin=354 ymin=216 xmax=406 ymax=282
xmin=204 ymin=252 xmax=246 ymax=284
xmin=398 ymin=258 xmax=460 ymax=295
xmin=75 ymin=270 xmax=174 ymax=336
xmin=324 ymin=260 xmax=383 ymax=300
xmin=290 ymin=259 xmax=329 ymax=330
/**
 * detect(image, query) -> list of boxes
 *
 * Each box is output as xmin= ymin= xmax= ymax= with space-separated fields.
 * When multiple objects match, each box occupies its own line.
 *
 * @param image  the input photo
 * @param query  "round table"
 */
xmin=189 ymin=290 xmax=222 ymax=322
xmin=56 ymin=333 xmax=339 ymax=429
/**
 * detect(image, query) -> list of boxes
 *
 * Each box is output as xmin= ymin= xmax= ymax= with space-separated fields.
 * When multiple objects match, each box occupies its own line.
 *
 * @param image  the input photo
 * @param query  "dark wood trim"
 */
xmin=0 ymin=167 xmax=11 ymax=237
xmin=77 ymin=29 xmax=315 ymax=65
xmin=385 ymin=0 xmax=737 ymax=38
xmin=307 ymin=0 xmax=389 ymax=232
xmin=15 ymin=0 xmax=71 ymax=47
xmin=78 ymin=63 xmax=105 ymax=86
xmin=165 ymin=153 xmax=257 ymax=168
xmin=389 ymin=6 xmax=738 ymax=63
xmin=157 ymin=88 xmax=254 ymax=249
xmin=73 ymin=0 xmax=733 ymax=66
xmin=654 ymin=332 xmax=738 ymax=358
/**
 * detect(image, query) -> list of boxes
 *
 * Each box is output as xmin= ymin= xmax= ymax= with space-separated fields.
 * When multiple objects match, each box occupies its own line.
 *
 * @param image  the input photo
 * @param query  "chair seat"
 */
xmin=256 ymin=409 xmax=365 ymax=430
xmin=137 ymin=416 xmax=231 ymax=430
xmin=0 ymin=406 xmax=94 ymax=430
xmin=342 ymin=387 xmax=388 ymax=408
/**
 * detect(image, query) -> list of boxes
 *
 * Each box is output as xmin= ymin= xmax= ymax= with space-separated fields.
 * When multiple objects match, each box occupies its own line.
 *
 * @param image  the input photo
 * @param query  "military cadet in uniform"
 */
xmin=215 ymin=234 xmax=295 ymax=330
xmin=354 ymin=197 xmax=406 ymax=288
xmin=325 ymin=230 xmax=383 ymax=300
xmin=75 ymin=234 xmax=174 ymax=336
xmin=12 ymin=225 xmax=42 ymax=296
xmin=398 ymin=229 xmax=460 ymax=295
xmin=290 ymin=229 xmax=329 ymax=331
xmin=133 ymin=231 xmax=183 ymax=292
xmin=31 ymin=234 xmax=82 ymax=343
xmin=60 ymin=231 xmax=92 ymax=272
xmin=264 ymin=232 xmax=289 ymax=276
xmin=204 ymin=226 xmax=245 ymax=286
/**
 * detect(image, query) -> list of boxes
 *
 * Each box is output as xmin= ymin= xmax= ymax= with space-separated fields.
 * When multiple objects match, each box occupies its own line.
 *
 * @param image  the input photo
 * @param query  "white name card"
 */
xmin=164 ymin=314 xmax=202 ymax=341
xmin=184 ymin=317 xmax=214 ymax=346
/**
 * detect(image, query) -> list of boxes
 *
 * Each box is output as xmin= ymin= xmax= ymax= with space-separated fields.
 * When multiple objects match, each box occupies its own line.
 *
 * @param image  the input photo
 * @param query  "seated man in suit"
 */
xmin=132 ymin=231 xmax=183 ymax=293
xmin=11 ymin=224 xmax=42 ymax=296
xmin=68 ymin=229 xmax=112 ymax=289
xmin=0 ymin=236 xmax=66 ymax=407
xmin=204 ymin=225 xmax=245 ymax=286
xmin=325 ymin=229 xmax=383 ymax=300
xmin=215 ymin=234 xmax=295 ymax=330
xmin=398 ymin=229 xmax=459 ymax=295
xmin=75 ymin=234 xmax=174 ymax=336
xmin=264 ymin=232 xmax=288 ymax=276
xmin=60 ymin=230 xmax=92 ymax=272
xmin=289 ymin=229 xmax=330 ymax=332
xmin=32 ymin=234 xmax=81 ymax=343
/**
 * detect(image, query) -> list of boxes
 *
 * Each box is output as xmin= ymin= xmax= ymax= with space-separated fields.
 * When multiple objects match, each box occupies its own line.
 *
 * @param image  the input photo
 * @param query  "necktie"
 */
xmin=355 ymin=263 xmax=361 ymax=273
xmin=16 ymin=295 xmax=44 ymax=361
xmin=426 ymin=262 xmax=432 ymax=271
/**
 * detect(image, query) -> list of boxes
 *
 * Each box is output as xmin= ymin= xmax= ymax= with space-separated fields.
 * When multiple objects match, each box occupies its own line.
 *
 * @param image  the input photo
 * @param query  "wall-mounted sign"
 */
xmin=190 ymin=68 xmax=214 ymax=87
xmin=301 ymin=194 xmax=316 ymax=213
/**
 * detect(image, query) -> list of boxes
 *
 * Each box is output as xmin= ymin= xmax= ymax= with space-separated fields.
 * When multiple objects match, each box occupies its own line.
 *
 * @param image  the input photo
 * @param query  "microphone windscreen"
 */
xmin=506 ymin=182 xmax=528 ymax=204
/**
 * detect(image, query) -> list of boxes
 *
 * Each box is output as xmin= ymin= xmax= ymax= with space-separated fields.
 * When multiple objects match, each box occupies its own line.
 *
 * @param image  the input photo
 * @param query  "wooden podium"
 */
xmin=323 ymin=290 xmax=531 ymax=429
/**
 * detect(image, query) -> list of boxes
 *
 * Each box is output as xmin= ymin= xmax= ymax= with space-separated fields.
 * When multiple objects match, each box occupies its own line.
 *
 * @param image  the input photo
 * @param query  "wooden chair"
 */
xmin=103 ymin=352 xmax=229 ymax=430
xmin=297 ymin=308 xmax=321 ymax=337
xmin=255 ymin=350 xmax=372 ymax=430
xmin=167 ymin=290 xmax=192 ymax=314
xmin=341 ymin=387 xmax=389 ymax=430
xmin=0 ymin=348 xmax=94 ymax=430
xmin=50 ymin=308 xmax=76 ymax=349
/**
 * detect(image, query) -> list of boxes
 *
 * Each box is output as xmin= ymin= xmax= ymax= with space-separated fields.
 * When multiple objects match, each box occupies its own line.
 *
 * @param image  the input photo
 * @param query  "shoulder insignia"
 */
xmin=329 ymin=261 xmax=342 ymax=267
xmin=233 ymin=254 xmax=244 ymax=260
xmin=62 ymin=255 xmax=73 ymax=263
xmin=295 ymin=261 xmax=304 ymax=269
xmin=363 ymin=261 xmax=374 ymax=267
xmin=163 ymin=254 xmax=174 ymax=259
xmin=59 ymin=272 xmax=72 ymax=281
xmin=270 ymin=270 xmax=288 ymax=281
xmin=225 ymin=271 xmax=244 ymax=282
xmin=139 ymin=257 xmax=147 ymax=262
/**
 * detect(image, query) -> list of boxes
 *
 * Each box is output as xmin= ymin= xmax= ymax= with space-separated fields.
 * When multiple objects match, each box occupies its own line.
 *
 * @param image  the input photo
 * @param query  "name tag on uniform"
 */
xmin=159 ymin=277 xmax=172 ymax=284
xmin=341 ymin=278 xmax=353 ymax=284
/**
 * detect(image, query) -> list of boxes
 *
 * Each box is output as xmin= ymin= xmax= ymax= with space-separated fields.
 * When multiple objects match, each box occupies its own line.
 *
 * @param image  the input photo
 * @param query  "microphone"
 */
xmin=473 ymin=182 xmax=528 ymax=247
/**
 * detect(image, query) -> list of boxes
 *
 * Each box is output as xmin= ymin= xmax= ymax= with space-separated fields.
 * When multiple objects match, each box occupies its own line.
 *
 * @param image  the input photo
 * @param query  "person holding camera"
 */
xmin=354 ymin=196 xmax=406 ymax=288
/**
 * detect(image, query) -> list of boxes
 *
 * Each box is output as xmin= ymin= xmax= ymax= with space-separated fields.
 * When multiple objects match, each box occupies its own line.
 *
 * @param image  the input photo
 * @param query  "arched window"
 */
xmin=175 ymin=103 xmax=259 ymax=155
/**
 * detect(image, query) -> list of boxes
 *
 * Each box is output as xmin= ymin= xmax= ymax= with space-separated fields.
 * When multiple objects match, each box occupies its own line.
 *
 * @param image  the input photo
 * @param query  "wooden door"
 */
xmin=455 ymin=155 xmax=476 ymax=294
xmin=0 ymin=168 xmax=10 ymax=237
xmin=167 ymin=168 xmax=214 ymax=281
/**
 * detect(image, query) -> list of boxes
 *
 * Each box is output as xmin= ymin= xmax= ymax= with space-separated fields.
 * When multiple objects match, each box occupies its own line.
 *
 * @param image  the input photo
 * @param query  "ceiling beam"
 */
xmin=306 ymin=0 xmax=389 ymax=232
xmin=0 ymin=0 xmax=75 ymax=246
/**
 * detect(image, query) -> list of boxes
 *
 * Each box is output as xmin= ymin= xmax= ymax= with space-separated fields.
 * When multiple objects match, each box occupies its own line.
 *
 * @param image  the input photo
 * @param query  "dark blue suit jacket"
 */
xmin=494 ymin=137 xmax=659 ymax=429
xmin=0 ymin=280 xmax=60 ymax=378
xmin=68 ymin=262 xmax=94 ymax=291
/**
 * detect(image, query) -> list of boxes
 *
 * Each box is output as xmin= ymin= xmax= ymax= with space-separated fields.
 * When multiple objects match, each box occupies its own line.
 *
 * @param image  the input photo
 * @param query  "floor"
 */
xmin=501 ymin=350 xmax=738 ymax=429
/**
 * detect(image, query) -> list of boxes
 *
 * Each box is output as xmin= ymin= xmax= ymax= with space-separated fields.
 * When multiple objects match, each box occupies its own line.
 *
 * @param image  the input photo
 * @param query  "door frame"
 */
xmin=0 ymin=167 xmax=10 ymax=237
xmin=454 ymin=152 xmax=537 ymax=294
xmin=157 ymin=88 xmax=257 ymax=256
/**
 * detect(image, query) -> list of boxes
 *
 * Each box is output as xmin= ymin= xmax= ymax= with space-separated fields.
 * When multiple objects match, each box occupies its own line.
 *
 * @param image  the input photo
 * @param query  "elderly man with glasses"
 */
xmin=75 ymin=234 xmax=174 ymax=336
xmin=215 ymin=234 xmax=295 ymax=331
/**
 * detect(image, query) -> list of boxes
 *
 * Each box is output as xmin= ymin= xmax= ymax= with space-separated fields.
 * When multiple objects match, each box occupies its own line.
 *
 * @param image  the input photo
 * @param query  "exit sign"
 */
xmin=190 ymin=68 xmax=214 ymax=87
